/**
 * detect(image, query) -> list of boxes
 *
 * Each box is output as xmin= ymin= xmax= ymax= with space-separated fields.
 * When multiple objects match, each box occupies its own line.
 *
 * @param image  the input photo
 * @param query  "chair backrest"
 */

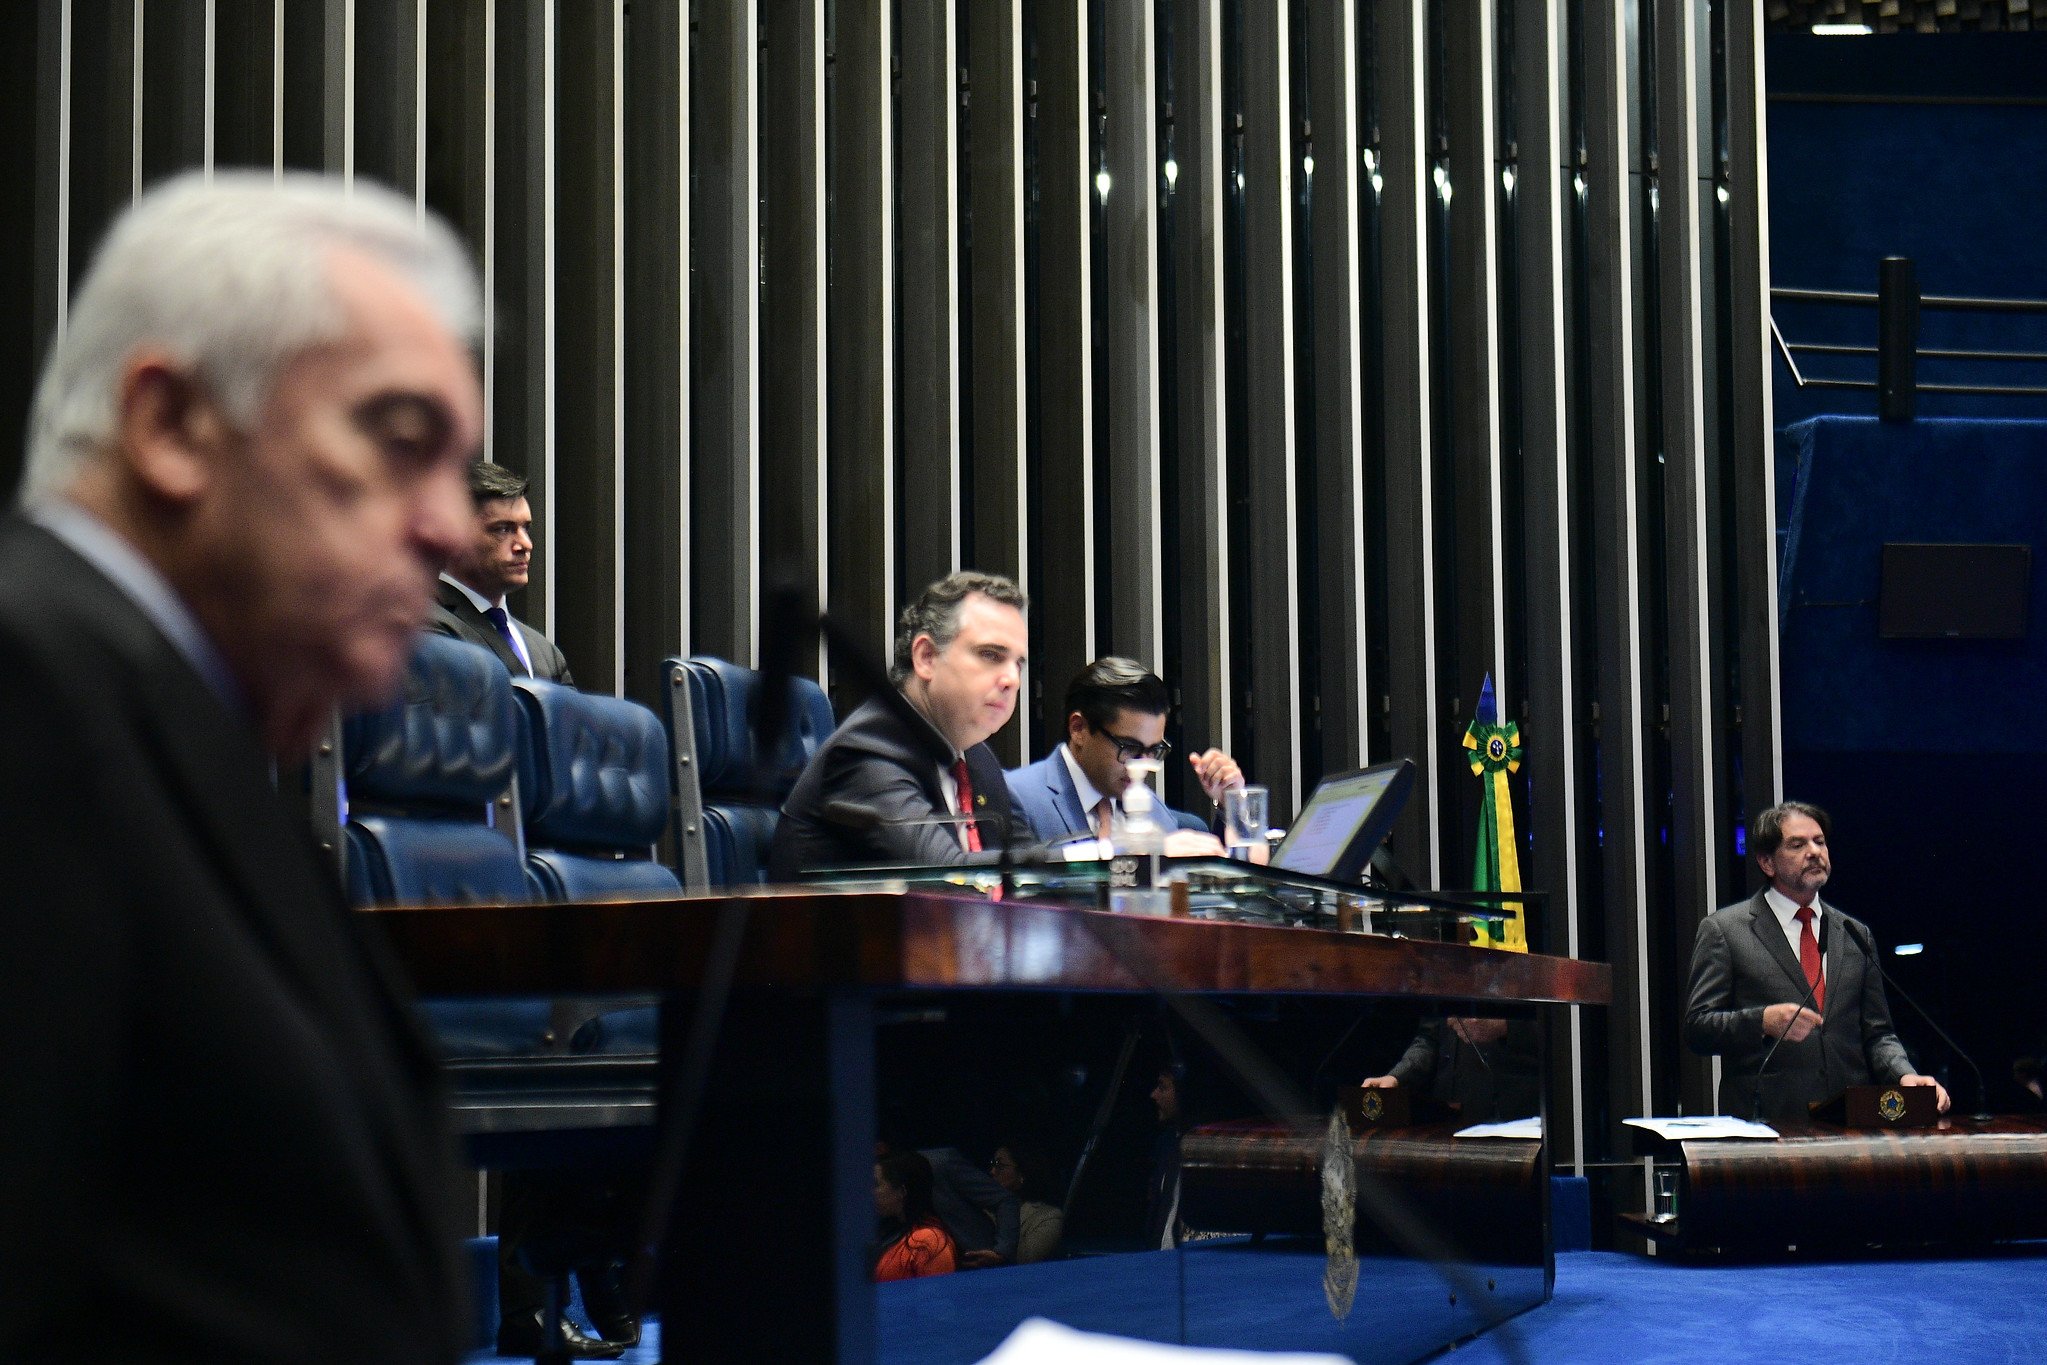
xmin=510 ymin=678 xmax=682 ymax=901
xmin=661 ymin=656 xmax=836 ymax=889
xmin=341 ymin=633 xmax=526 ymax=906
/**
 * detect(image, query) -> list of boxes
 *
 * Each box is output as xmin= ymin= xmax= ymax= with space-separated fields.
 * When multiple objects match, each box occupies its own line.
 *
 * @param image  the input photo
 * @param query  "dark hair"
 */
xmin=996 ymin=1140 xmax=1060 ymax=1207
xmin=1750 ymin=802 xmax=1832 ymax=861
xmin=1063 ymin=656 xmax=1171 ymax=734
xmin=876 ymin=1149 xmax=938 ymax=1226
xmin=467 ymin=459 xmax=529 ymax=506
xmin=889 ymin=571 xmax=1028 ymax=684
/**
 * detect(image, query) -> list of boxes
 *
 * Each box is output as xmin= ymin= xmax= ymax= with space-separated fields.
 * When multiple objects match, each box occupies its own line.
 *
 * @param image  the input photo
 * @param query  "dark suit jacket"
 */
xmin=1389 ymin=1018 xmax=1544 ymax=1123
xmin=1003 ymin=746 xmax=1208 ymax=844
xmin=767 ymin=695 xmax=1026 ymax=880
xmin=919 ymin=1147 xmax=1020 ymax=1261
xmin=428 ymin=579 xmax=574 ymax=684
xmin=0 ymin=518 xmax=467 ymax=1363
xmin=1684 ymin=890 xmax=1914 ymax=1124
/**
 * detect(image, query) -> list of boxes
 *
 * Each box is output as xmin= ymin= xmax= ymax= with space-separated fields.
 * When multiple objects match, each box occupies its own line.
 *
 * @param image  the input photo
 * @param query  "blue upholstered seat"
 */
xmin=662 ymin=656 xmax=835 ymax=888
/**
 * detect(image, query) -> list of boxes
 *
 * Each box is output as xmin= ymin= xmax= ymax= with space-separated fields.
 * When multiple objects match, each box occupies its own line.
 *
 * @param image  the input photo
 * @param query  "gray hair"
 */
xmin=19 ymin=170 xmax=481 ymax=506
xmin=890 ymin=570 xmax=1028 ymax=684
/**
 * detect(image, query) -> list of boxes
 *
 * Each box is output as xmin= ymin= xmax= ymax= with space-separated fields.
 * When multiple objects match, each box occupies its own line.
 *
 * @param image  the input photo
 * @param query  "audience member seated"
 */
xmin=1359 ymin=1016 xmax=1544 ymax=1124
xmin=990 ymin=1140 xmax=1065 ymax=1264
xmin=428 ymin=460 xmax=574 ymax=684
xmin=1145 ymin=1064 xmax=1193 ymax=1250
xmin=1005 ymin=657 xmax=1242 ymax=857
xmin=872 ymin=1151 xmax=958 ymax=1282
xmin=918 ymin=1145 xmax=1021 ymax=1269
xmin=770 ymin=571 xmax=1035 ymax=878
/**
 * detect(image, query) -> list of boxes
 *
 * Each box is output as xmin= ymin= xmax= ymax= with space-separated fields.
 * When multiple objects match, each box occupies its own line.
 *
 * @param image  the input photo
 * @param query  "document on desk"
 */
xmin=1623 ymin=1116 xmax=1779 ymax=1140
xmin=1451 ymin=1116 xmax=1543 ymax=1139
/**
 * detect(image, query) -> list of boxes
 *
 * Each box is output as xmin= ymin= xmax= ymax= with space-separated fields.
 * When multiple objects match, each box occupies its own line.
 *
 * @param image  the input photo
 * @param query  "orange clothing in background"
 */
xmin=873 ymin=1223 xmax=958 ymax=1282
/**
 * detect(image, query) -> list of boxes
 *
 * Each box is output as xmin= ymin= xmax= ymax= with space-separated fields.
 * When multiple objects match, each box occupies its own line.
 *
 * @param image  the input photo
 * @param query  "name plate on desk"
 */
xmin=1810 ymin=1083 xmax=1939 ymax=1129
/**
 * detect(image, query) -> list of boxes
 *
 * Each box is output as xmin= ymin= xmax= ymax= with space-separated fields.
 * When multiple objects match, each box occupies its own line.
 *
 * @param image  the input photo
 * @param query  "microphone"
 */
xmin=1750 ymin=944 xmax=1823 ymax=1123
xmin=1845 ymin=919 xmax=1990 ymax=1123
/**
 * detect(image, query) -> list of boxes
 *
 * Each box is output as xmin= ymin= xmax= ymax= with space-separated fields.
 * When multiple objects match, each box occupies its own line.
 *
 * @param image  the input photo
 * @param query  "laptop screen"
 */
xmin=1271 ymin=759 xmax=1415 ymax=881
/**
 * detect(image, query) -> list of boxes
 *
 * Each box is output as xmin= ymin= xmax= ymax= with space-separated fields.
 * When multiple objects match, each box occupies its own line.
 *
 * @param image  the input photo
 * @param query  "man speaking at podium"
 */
xmin=769 ymin=570 xmax=1030 ymax=877
xmin=1684 ymin=801 xmax=1949 ymax=1125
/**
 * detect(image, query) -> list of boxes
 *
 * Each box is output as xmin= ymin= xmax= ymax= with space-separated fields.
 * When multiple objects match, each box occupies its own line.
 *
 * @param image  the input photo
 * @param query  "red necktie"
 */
xmin=1794 ymin=906 xmax=1825 ymax=1012
xmin=950 ymin=759 xmax=983 ymax=853
xmin=1095 ymin=797 xmax=1115 ymax=843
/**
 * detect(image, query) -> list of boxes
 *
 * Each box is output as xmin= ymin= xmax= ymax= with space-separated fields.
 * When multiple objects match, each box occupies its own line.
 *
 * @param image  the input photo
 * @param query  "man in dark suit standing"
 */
xmin=1005 ymin=656 xmax=1241 ymax=853
xmin=1685 ymin=801 xmax=1949 ymax=1124
xmin=1 ymin=172 xmax=481 ymax=1361
xmin=769 ymin=570 xmax=1030 ymax=878
xmin=427 ymin=460 xmax=573 ymax=683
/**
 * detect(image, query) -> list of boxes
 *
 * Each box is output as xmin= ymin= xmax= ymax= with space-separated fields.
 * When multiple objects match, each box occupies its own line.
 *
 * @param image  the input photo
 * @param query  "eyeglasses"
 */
xmin=1095 ymin=725 xmax=1172 ymax=765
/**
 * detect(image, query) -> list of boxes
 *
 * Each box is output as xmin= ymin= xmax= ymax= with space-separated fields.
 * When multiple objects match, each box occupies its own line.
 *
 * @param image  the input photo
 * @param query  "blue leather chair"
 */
xmin=511 ymin=679 xmax=679 ymax=1056
xmin=660 ymin=656 xmax=835 ymax=889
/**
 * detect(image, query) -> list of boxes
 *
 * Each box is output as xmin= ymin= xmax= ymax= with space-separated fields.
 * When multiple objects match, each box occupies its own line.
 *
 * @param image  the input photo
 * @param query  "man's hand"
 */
xmin=1187 ymin=749 xmax=1245 ymax=805
xmin=1761 ymin=1003 xmax=1823 ymax=1042
xmin=1900 ymin=1073 xmax=1952 ymax=1113
xmin=1164 ymin=829 xmax=1225 ymax=858
xmin=1360 ymin=1075 xmax=1400 ymax=1090
xmin=960 ymin=1249 xmax=1008 ymax=1270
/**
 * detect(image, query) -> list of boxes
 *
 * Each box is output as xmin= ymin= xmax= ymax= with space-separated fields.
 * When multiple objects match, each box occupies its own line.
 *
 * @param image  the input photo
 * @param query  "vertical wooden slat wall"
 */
xmin=6 ymin=0 xmax=1790 ymax=1167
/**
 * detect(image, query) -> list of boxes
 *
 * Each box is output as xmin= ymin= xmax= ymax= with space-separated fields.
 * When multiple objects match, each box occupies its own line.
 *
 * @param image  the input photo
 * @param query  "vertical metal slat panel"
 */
xmin=827 ymin=0 xmax=897 ymax=682
xmin=349 ymin=0 xmax=418 ymax=194
xmin=761 ymin=0 xmax=827 ymax=684
xmin=966 ymin=0 xmax=1030 ymax=756
xmin=899 ymin=0 xmax=963 ymax=592
xmin=1725 ymin=0 xmax=1782 ymax=825
xmin=65 ymin=0 xmax=140 ymax=295
xmin=553 ymin=0 xmax=622 ymax=691
xmin=1240 ymin=0 xmax=1301 ymax=817
xmin=138 ymin=0 xmax=208 ymax=187
xmin=1654 ymin=0 xmax=1723 ymax=1116
xmin=1166 ymin=0 xmax=1230 ymax=762
xmin=692 ymin=0 xmax=761 ymax=666
xmin=1306 ymin=0 xmax=1368 ymax=777
xmin=1512 ymin=0 xmax=1585 ymax=1169
xmin=1584 ymin=0 xmax=1656 ymax=1158
xmin=1444 ymin=0 xmax=1507 ymax=722
xmin=1375 ymin=0 xmax=1440 ymax=882
xmin=1101 ymin=0 xmax=1162 ymax=668
xmin=1027 ymin=0 xmax=1096 ymax=738
xmin=213 ymin=0 xmax=279 ymax=173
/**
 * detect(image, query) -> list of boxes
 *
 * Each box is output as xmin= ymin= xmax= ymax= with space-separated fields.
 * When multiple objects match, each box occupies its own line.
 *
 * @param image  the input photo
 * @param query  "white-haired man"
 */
xmin=0 ymin=172 xmax=482 ymax=1362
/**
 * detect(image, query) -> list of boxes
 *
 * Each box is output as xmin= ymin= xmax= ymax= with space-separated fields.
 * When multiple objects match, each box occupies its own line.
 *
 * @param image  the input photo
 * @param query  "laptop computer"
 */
xmin=1269 ymin=757 xmax=1416 ymax=881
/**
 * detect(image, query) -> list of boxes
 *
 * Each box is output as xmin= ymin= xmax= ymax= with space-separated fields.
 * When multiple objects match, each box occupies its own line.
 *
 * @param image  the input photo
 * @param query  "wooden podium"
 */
xmin=371 ymin=889 xmax=1610 ymax=1362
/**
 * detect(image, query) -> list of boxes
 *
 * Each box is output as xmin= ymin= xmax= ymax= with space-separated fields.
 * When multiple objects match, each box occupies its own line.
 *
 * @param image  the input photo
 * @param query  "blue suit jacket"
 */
xmin=1003 ymin=745 xmax=1208 ymax=844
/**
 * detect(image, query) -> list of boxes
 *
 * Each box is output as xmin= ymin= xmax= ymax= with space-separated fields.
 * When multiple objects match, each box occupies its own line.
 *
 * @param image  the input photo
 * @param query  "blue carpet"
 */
xmin=1439 ymin=1248 xmax=2047 ymax=1365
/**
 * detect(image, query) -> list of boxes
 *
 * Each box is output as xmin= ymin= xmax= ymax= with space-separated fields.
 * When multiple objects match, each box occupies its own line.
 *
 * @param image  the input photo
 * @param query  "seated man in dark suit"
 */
xmin=427 ymin=460 xmax=573 ymax=683
xmin=1 ymin=171 xmax=480 ymax=1362
xmin=1005 ymin=657 xmax=1239 ymax=855
xmin=1359 ymin=1016 xmax=1543 ymax=1123
xmin=1684 ymin=801 xmax=1949 ymax=1124
xmin=769 ymin=570 xmax=1031 ymax=877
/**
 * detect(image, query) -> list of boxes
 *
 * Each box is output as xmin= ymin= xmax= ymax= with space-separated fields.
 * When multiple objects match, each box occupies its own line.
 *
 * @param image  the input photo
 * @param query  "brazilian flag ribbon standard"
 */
xmin=1462 ymin=674 xmax=1526 ymax=951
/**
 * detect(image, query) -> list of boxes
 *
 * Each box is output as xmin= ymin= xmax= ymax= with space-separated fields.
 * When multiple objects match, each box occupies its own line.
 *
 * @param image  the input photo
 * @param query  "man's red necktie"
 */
xmin=950 ymin=758 xmax=983 ymax=853
xmin=1794 ymin=905 xmax=1825 ymax=1012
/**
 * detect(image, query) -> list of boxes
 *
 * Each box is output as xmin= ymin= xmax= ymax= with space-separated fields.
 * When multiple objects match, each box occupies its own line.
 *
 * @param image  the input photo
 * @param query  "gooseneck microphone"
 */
xmin=1845 ymin=919 xmax=1991 ymax=1123
xmin=1750 ymin=949 xmax=1823 ymax=1123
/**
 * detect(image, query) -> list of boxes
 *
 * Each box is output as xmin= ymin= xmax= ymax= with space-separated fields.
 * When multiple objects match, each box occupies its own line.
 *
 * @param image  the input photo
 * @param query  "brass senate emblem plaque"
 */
xmin=1361 ymin=1091 xmax=1384 ymax=1122
xmin=1877 ymin=1088 xmax=1907 ymax=1122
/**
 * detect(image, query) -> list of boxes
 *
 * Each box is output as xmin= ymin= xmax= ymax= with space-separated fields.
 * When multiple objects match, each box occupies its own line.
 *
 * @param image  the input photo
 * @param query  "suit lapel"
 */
xmin=1745 ymin=892 xmax=1813 ymax=1003
xmin=436 ymin=581 xmax=526 ymax=675
xmin=1048 ymin=747 xmax=1091 ymax=838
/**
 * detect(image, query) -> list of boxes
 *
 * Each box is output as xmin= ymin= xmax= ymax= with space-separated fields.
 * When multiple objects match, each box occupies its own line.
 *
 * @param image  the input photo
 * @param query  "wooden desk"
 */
xmin=372 ymin=889 xmax=1611 ymax=1363
xmin=1637 ymin=1116 xmax=2047 ymax=1254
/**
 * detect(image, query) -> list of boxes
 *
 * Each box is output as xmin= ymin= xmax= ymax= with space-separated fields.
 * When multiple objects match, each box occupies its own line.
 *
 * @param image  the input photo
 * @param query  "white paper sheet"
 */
xmin=976 ymin=1317 xmax=1352 ymax=1365
xmin=1623 ymin=1115 xmax=1779 ymax=1140
xmin=1450 ymin=1116 xmax=1543 ymax=1139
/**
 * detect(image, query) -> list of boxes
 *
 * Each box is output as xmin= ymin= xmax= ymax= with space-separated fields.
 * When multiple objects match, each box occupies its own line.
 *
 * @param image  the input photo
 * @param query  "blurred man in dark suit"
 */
xmin=769 ymin=570 xmax=1030 ymax=878
xmin=428 ymin=460 xmax=573 ymax=684
xmin=0 ymin=171 xmax=481 ymax=1362
xmin=1685 ymin=801 xmax=1949 ymax=1124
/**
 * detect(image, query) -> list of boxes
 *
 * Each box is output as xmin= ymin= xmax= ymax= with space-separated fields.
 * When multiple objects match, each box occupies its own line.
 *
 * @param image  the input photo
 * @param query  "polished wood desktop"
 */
xmin=372 ymin=889 xmax=1612 ymax=1362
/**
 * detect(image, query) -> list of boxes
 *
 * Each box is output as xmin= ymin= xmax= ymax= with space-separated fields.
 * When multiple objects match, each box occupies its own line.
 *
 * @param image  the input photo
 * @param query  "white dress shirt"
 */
xmin=1763 ymin=885 xmax=1827 ymax=991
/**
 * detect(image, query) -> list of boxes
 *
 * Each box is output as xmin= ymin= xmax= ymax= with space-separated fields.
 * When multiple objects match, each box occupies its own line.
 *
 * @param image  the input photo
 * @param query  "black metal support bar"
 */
xmin=1877 ymin=256 xmax=1917 ymax=422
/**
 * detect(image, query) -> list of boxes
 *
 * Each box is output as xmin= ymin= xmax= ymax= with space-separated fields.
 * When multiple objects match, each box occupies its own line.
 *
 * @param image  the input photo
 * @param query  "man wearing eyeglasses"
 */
xmin=1004 ymin=657 xmax=1241 ymax=856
